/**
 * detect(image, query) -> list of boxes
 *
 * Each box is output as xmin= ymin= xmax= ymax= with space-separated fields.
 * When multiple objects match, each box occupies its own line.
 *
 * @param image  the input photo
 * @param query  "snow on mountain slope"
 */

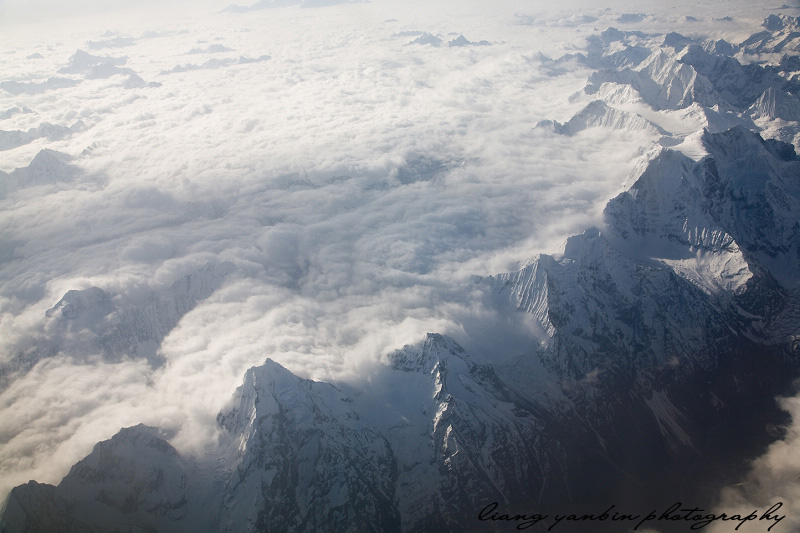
xmin=578 ymin=39 xmax=795 ymax=114
xmin=577 ymin=47 xmax=719 ymax=111
xmin=0 ymin=261 xmax=235 ymax=382
xmin=216 ymin=358 xmax=399 ymax=532
xmin=699 ymin=127 xmax=800 ymax=286
xmin=0 ymin=77 xmax=81 ymax=96
xmin=539 ymin=100 xmax=666 ymax=137
xmin=3 ymin=12 xmax=800 ymax=533
xmin=604 ymin=145 xmax=752 ymax=294
xmin=57 ymin=49 xmax=128 ymax=75
xmin=0 ymin=425 xmax=202 ymax=533
xmin=7 ymin=124 xmax=798 ymax=532
xmin=0 ymin=123 xmax=77 ymax=152
xmin=488 ymin=128 xmax=799 ymax=476
xmin=492 ymin=224 xmax=738 ymax=390
xmin=739 ymin=14 xmax=800 ymax=57
xmin=495 ymin=128 xmax=797 ymax=381
xmin=2 ymin=334 xmax=570 ymax=532
xmin=749 ymin=86 xmax=800 ymax=149
xmin=0 ymin=149 xmax=77 ymax=198
xmin=679 ymin=44 xmax=797 ymax=110
xmin=214 ymin=333 xmax=567 ymax=531
xmin=49 ymin=261 xmax=235 ymax=357
xmin=568 ymin=19 xmax=800 ymax=143
xmin=750 ymin=86 xmax=800 ymax=122
xmin=376 ymin=334 xmax=565 ymax=528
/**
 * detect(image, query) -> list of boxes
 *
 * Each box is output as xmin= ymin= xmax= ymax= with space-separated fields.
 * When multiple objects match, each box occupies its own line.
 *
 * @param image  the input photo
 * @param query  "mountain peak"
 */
xmin=9 ymin=149 xmax=76 ymax=189
xmin=45 ymin=286 xmax=113 ymax=320
xmin=386 ymin=332 xmax=467 ymax=374
xmin=748 ymin=86 xmax=800 ymax=122
xmin=763 ymin=13 xmax=800 ymax=32
xmin=702 ymin=125 xmax=798 ymax=169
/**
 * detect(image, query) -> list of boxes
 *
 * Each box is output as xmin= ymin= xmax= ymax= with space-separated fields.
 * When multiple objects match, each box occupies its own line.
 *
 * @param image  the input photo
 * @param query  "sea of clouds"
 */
xmin=0 ymin=0 xmax=797 ymax=522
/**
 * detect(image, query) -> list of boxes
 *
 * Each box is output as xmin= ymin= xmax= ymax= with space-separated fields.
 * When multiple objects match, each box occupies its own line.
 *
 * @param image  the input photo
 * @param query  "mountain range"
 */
xmin=2 ymin=12 xmax=800 ymax=533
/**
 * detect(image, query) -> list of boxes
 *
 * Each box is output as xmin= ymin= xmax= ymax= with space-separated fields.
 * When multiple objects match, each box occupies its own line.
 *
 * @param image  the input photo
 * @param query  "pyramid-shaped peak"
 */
xmin=387 ymin=333 xmax=467 ymax=373
xmin=46 ymin=286 xmax=112 ymax=319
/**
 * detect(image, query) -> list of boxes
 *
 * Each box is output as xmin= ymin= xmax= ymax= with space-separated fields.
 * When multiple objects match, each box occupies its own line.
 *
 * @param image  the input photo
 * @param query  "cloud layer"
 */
xmin=0 ymin=0 xmax=793 ymax=506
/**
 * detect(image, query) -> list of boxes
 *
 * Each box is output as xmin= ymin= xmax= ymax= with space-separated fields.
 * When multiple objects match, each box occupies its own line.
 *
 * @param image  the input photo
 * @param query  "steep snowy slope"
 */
xmin=490 ymin=129 xmax=799 ymax=498
xmin=740 ymin=14 xmax=800 ymax=57
xmin=749 ymin=86 xmax=800 ymax=148
xmin=568 ymin=19 xmax=800 ymax=138
xmin=578 ymin=46 xmax=720 ymax=111
xmin=539 ymin=100 xmax=666 ymax=136
xmin=495 ymin=127 xmax=798 ymax=379
xmin=214 ymin=333 xmax=569 ymax=531
xmin=679 ymin=45 xmax=798 ymax=110
xmin=215 ymin=359 xmax=400 ymax=532
xmin=750 ymin=87 xmax=800 ymax=122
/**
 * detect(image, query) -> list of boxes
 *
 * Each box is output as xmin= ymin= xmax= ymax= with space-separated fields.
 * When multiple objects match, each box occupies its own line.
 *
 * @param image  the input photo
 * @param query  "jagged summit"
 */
xmin=663 ymin=31 xmax=694 ymax=52
xmin=604 ymin=127 xmax=799 ymax=278
xmin=386 ymin=332 xmax=466 ymax=373
xmin=749 ymin=86 xmax=800 ymax=122
xmin=702 ymin=38 xmax=735 ymax=56
xmin=542 ymin=100 xmax=666 ymax=136
xmin=2 ymin=261 xmax=235 ymax=379
xmin=764 ymin=13 xmax=800 ymax=32
xmin=740 ymin=14 xmax=800 ymax=56
xmin=0 ymin=150 xmax=77 ymax=199
xmin=0 ymin=122 xmax=75 ymax=151
xmin=409 ymin=33 xmax=442 ymax=46
xmin=45 ymin=286 xmax=114 ymax=321
xmin=578 ymin=46 xmax=719 ymax=110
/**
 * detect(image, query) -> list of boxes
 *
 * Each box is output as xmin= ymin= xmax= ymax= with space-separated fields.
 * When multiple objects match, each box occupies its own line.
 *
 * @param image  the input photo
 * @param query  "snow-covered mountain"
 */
xmin=488 ymin=126 xmax=799 ymax=513
xmin=494 ymin=124 xmax=798 ymax=389
xmin=570 ymin=21 xmax=800 ymax=122
xmin=0 ymin=425 xmax=204 ymax=533
xmin=1 ymin=334 xmax=573 ymax=532
xmin=3 ymin=13 xmax=800 ymax=533
xmin=0 ymin=123 xmax=80 ymax=152
xmin=749 ymin=87 xmax=800 ymax=148
xmin=576 ymin=45 xmax=721 ymax=110
xmin=740 ymin=14 xmax=800 ymax=58
xmin=538 ymin=100 xmax=666 ymax=136
xmin=5 ymin=125 xmax=798 ymax=532
xmin=1 ymin=261 xmax=235 ymax=382
xmin=749 ymin=86 xmax=800 ymax=122
xmin=0 ymin=149 xmax=78 ymax=198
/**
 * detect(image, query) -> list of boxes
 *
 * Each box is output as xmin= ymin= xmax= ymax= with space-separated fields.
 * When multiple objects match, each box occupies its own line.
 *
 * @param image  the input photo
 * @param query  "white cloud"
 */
xmin=708 ymin=395 xmax=800 ymax=533
xmin=0 ymin=0 xmax=790 ymax=509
